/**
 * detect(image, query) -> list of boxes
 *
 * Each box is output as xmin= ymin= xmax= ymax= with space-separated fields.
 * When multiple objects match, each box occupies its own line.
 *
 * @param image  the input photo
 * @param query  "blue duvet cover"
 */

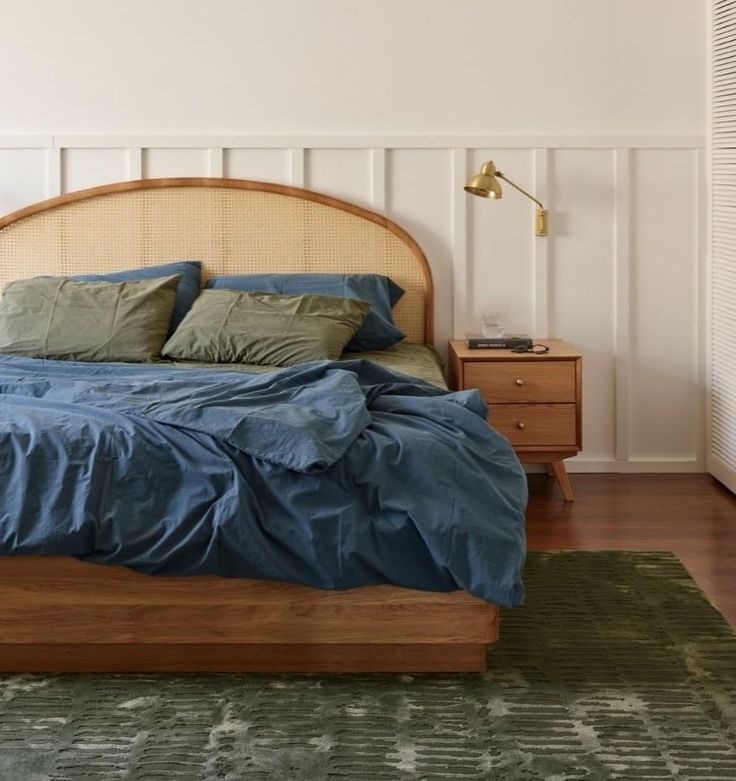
xmin=0 ymin=355 xmax=527 ymax=606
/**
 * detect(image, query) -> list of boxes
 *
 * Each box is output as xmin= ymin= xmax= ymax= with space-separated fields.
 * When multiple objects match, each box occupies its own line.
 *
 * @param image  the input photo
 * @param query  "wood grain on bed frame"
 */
xmin=0 ymin=178 xmax=499 ymax=673
xmin=0 ymin=557 xmax=498 ymax=673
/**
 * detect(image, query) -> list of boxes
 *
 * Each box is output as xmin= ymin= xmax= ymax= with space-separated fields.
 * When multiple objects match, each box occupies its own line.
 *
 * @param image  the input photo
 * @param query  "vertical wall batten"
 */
xmin=709 ymin=0 xmax=736 ymax=492
xmin=45 ymin=148 xmax=62 ymax=197
xmin=532 ymin=148 xmax=550 ymax=338
xmin=207 ymin=148 xmax=224 ymax=177
xmin=369 ymin=148 xmax=386 ymax=211
xmin=452 ymin=148 xmax=468 ymax=338
xmin=126 ymin=148 xmax=142 ymax=180
xmin=613 ymin=148 xmax=632 ymax=462
xmin=289 ymin=148 xmax=305 ymax=187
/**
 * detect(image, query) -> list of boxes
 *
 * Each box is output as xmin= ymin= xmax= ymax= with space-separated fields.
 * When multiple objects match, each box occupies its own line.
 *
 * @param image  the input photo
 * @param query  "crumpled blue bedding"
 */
xmin=0 ymin=355 xmax=527 ymax=606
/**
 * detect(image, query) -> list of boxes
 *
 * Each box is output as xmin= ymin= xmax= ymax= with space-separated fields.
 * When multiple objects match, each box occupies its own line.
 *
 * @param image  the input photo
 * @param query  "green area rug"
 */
xmin=1 ymin=551 xmax=735 ymax=780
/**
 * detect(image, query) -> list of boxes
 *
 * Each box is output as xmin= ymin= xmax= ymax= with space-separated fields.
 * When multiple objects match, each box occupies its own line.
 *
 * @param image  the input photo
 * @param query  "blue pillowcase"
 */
xmin=206 ymin=273 xmax=406 ymax=351
xmin=72 ymin=261 xmax=201 ymax=335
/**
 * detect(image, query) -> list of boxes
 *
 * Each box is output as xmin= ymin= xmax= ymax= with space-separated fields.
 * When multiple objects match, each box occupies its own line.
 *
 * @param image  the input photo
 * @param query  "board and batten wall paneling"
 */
xmin=224 ymin=149 xmax=291 ymax=184
xmin=467 ymin=149 xmax=535 ymax=338
xmin=387 ymin=149 xmax=454 ymax=360
xmin=0 ymin=149 xmax=48 ymax=215
xmin=549 ymin=149 xmax=617 ymax=463
xmin=0 ymin=135 xmax=705 ymax=473
xmin=630 ymin=149 xmax=700 ymax=463
xmin=142 ymin=148 xmax=209 ymax=179
xmin=305 ymin=149 xmax=372 ymax=209
xmin=61 ymin=148 xmax=128 ymax=193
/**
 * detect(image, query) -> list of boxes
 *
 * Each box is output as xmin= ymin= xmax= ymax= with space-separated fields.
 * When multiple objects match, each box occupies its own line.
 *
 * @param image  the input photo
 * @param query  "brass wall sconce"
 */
xmin=465 ymin=161 xmax=549 ymax=237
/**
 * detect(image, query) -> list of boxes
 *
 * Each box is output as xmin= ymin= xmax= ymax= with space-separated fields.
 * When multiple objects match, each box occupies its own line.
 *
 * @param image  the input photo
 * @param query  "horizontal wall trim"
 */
xmin=0 ymin=133 xmax=706 ymax=150
xmin=0 ymin=134 xmax=54 ymax=148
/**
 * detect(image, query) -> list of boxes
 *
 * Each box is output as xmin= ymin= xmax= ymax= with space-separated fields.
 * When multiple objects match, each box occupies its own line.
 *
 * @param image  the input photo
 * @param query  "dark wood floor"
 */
xmin=526 ymin=473 xmax=736 ymax=627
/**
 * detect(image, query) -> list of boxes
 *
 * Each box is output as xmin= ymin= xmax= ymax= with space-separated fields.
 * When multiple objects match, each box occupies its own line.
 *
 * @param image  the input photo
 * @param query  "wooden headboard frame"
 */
xmin=0 ymin=178 xmax=434 ymax=344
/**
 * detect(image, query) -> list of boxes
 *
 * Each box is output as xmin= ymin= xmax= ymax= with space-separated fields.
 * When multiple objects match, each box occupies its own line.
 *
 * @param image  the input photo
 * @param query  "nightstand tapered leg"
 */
xmin=550 ymin=460 xmax=574 ymax=501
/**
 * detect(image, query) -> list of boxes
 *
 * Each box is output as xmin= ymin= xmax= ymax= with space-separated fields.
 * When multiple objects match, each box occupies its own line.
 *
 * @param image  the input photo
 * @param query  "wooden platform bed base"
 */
xmin=0 ymin=557 xmax=499 ymax=673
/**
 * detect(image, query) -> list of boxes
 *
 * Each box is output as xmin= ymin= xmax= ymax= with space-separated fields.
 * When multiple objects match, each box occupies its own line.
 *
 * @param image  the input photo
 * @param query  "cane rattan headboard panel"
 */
xmin=0 ymin=178 xmax=433 ymax=343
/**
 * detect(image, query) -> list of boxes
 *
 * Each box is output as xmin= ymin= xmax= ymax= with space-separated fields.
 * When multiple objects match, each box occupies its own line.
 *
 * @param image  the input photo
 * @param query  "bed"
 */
xmin=0 ymin=178 xmax=526 ymax=673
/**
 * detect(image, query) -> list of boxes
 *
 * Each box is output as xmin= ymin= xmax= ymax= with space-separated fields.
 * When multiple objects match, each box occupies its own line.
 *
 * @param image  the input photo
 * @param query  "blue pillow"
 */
xmin=72 ymin=261 xmax=201 ymax=335
xmin=206 ymin=273 xmax=406 ymax=351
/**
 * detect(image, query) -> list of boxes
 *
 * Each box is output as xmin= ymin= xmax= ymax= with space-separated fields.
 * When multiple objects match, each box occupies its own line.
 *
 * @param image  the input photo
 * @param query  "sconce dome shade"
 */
xmin=464 ymin=160 xmax=503 ymax=199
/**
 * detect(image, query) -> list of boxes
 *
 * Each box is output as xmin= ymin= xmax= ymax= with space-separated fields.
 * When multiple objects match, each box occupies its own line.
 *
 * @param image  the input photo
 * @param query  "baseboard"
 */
xmin=527 ymin=459 xmax=706 ymax=474
xmin=569 ymin=459 xmax=705 ymax=473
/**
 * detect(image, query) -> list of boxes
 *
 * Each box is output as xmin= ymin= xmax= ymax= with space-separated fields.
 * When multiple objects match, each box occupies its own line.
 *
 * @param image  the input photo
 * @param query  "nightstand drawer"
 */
xmin=466 ymin=361 xmax=576 ymax=403
xmin=490 ymin=403 xmax=577 ymax=447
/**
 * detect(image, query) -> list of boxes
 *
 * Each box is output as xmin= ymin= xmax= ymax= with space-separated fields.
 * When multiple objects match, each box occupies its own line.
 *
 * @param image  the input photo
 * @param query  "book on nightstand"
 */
xmin=466 ymin=334 xmax=533 ymax=350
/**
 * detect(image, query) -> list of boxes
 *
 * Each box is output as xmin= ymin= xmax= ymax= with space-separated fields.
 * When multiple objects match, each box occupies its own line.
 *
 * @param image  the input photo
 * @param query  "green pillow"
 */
xmin=0 ymin=275 xmax=180 ymax=362
xmin=162 ymin=289 xmax=370 ymax=366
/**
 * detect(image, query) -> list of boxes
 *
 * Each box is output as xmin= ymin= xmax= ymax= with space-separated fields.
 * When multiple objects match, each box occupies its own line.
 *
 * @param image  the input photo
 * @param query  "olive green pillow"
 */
xmin=162 ymin=289 xmax=370 ymax=366
xmin=0 ymin=275 xmax=180 ymax=362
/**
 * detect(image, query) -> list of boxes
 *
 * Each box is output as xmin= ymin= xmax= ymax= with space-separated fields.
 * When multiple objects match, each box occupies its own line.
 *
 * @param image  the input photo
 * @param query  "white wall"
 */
xmin=0 ymin=1 xmax=707 ymax=472
xmin=0 ymin=0 xmax=704 ymax=135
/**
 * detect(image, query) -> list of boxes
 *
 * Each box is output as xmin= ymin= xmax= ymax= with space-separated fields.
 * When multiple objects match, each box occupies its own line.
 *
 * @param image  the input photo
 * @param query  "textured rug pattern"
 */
xmin=1 ymin=552 xmax=735 ymax=780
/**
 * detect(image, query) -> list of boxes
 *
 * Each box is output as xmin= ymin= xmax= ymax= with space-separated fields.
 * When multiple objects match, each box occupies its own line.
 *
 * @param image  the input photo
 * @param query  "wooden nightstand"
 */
xmin=448 ymin=339 xmax=582 ymax=501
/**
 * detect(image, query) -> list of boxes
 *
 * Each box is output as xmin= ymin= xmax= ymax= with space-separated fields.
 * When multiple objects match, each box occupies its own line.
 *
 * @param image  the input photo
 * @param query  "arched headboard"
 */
xmin=0 ymin=178 xmax=434 ymax=343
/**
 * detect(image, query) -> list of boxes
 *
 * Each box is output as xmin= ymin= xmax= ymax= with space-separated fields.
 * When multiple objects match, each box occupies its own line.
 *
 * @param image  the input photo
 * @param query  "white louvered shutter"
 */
xmin=711 ymin=0 xmax=736 ymax=493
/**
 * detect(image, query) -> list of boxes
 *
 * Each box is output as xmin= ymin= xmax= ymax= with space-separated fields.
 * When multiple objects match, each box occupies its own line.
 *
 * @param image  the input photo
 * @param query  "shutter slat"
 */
xmin=715 ymin=11 xmax=736 ymax=27
xmin=714 ymin=56 xmax=736 ymax=70
xmin=714 ymin=28 xmax=736 ymax=43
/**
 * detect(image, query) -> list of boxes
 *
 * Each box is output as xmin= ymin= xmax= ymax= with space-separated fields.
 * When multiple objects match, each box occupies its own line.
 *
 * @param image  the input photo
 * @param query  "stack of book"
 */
xmin=466 ymin=334 xmax=533 ymax=350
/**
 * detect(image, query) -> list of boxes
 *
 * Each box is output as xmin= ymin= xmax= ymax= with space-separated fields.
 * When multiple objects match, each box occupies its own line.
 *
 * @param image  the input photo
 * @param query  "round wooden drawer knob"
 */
xmin=515 ymin=378 xmax=524 ymax=386
xmin=516 ymin=421 xmax=526 ymax=430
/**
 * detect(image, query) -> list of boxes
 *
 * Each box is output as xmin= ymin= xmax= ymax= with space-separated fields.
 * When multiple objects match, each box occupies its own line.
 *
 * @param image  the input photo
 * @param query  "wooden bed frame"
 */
xmin=0 ymin=178 xmax=499 ymax=673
